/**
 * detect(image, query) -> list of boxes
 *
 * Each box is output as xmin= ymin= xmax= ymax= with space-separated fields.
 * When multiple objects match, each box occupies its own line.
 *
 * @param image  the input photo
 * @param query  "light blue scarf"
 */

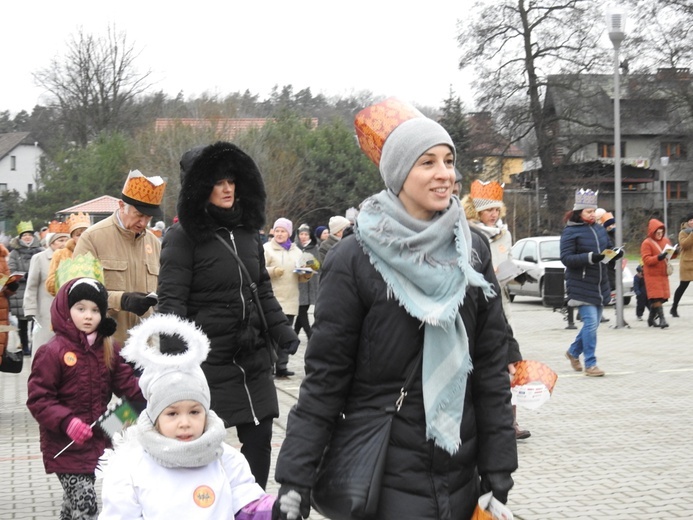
xmin=356 ymin=190 xmax=494 ymax=454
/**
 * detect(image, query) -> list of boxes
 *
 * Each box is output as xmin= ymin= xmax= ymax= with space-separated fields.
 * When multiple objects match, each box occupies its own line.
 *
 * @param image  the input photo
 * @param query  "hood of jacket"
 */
xmin=177 ymin=141 xmax=266 ymax=244
xmin=50 ymin=277 xmax=92 ymax=347
xmin=647 ymin=218 xmax=665 ymax=239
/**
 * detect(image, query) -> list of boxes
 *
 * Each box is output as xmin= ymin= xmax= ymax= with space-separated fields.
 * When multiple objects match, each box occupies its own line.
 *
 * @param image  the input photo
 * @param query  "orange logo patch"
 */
xmin=193 ymin=485 xmax=215 ymax=508
xmin=64 ymin=352 xmax=77 ymax=366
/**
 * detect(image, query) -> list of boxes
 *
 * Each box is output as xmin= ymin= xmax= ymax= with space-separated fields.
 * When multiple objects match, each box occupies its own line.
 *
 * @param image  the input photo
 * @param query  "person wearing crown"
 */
xmin=274 ymin=98 xmax=516 ymax=520
xmin=9 ymin=220 xmax=43 ymax=356
xmin=74 ymin=171 xmax=165 ymax=345
xmin=23 ymin=222 xmax=69 ymax=350
xmin=45 ymin=212 xmax=91 ymax=297
xmin=561 ymin=189 xmax=611 ymax=377
xmin=462 ymin=179 xmax=531 ymax=440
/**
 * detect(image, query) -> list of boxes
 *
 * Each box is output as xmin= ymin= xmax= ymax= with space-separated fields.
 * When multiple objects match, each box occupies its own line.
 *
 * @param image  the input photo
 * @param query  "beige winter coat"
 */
xmin=263 ymin=240 xmax=303 ymax=316
xmin=73 ymin=212 xmax=160 ymax=344
xmin=23 ymin=248 xmax=57 ymax=350
xmin=677 ymin=224 xmax=693 ymax=282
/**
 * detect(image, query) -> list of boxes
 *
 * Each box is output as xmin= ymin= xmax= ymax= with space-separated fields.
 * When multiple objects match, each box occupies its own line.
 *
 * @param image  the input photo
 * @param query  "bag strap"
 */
xmin=215 ymin=234 xmax=273 ymax=350
xmin=394 ymin=349 xmax=423 ymax=412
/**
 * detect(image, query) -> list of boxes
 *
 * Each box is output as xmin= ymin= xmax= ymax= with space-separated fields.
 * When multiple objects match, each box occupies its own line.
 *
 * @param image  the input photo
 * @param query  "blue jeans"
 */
xmin=568 ymin=305 xmax=602 ymax=369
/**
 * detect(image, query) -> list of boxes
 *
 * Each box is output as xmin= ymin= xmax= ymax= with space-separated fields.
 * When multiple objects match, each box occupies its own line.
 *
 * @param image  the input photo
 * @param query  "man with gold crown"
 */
xmin=74 ymin=171 xmax=166 ymax=344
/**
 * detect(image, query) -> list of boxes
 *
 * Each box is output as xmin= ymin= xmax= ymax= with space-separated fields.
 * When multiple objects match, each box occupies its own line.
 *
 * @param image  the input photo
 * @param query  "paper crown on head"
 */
xmin=470 ymin=180 xmax=505 ymax=212
xmin=47 ymin=220 xmax=70 ymax=234
xmin=16 ymin=221 xmax=33 ymax=235
xmin=121 ymin=170 xmax=167 ymax=216
xmin=66 ymin=212 xmax=91 ymax=234
xmin=573 ymin=188 xmax=599 ymax=210
xmin=354 ymin=97 xmax=426 ymax=167
xmin=55 ymin=252 xmax=105 ymax=292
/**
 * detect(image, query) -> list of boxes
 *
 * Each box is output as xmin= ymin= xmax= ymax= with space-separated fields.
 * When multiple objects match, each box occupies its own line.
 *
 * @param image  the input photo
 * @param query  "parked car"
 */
xmin=507 ymin=236 xmax=634 ymax=306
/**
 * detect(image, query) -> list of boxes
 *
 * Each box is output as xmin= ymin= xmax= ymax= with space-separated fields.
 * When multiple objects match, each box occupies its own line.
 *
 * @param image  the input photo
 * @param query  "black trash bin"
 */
xmin=542 ymin=267 xmax=565 ymax=308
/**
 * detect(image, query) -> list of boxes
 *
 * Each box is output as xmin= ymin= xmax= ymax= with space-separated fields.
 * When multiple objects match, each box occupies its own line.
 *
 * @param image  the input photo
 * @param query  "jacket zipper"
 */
xmin=227 ymin=230 xmax=260 ymax=426
xmin=588 ymin=225 xmax=604 ymax=301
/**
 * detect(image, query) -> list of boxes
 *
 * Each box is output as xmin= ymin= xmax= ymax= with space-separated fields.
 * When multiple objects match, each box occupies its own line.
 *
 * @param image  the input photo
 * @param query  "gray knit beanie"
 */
xmin=379 ymin=118 xmax=456 ymax=195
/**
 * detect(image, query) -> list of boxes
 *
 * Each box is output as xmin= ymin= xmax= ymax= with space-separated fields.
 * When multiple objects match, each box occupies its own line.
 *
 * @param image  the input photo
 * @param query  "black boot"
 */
xmin=512 ymin=405 xmax=531 ymax=440
xmin=670 ymin=305 xmax=679 ymax=318
xmin=647 ymin=308 xmax=657 ymax=327
xmin=657 ymin=307 xmax=669 ymax=328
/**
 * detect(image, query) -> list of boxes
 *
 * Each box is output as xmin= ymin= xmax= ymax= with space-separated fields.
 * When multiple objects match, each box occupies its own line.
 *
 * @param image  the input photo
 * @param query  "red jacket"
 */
xmin=26 ymin=278 xmax=144 ymax=474
xmin=640 ymin=219 xmax=674 ymax=300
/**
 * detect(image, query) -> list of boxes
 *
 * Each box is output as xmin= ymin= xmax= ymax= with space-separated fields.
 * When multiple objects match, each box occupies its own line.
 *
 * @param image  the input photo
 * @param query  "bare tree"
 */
xmin=457 ymin=0 xmax=606 ymax=225
xmin=33 ymin=25 xmax=152 ymax=146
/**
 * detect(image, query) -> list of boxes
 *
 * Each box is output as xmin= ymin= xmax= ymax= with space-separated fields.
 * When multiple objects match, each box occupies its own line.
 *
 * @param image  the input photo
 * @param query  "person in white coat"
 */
xmin=23 ymin=232 xmax=69 ymax=350
xmin=99 ymin=315 xmax=275 ymax=519
xmin=263 ymin=218 xmax=310 ymax=378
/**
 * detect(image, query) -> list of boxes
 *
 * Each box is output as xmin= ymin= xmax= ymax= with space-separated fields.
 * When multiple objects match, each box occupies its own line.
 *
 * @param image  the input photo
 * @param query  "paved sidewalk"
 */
xmin=2 ymin=277 xmax=693 ymax=518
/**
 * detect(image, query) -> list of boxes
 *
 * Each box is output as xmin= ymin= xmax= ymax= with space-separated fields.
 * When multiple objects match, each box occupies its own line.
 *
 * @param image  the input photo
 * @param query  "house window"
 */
xmin=0 ymin=184 xmax=7 ymax=193
xmin=10 ymin=156 xmax=16 ymax=170
xmin=597 ymin=142 xmax=626 ymax=158
xmin=667 ymin=181 xmax=688 ymax=200
xmin=27 ymin=184 xmax=33 ymax=193
xmin=661 ymin=142 xmax=687 ymax=160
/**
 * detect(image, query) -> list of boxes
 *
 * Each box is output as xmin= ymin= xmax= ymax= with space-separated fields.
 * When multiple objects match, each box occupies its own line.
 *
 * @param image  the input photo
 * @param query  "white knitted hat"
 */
xmin=121 ymin=314 xmax=211 ymax=422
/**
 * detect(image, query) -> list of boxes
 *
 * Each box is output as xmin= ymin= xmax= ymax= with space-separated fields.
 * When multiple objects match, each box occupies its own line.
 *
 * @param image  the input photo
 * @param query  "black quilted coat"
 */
xmin=275 ymin=233 xmax=518 ymax=520
xmin=157 ymin=141 xmax=296 ymax=427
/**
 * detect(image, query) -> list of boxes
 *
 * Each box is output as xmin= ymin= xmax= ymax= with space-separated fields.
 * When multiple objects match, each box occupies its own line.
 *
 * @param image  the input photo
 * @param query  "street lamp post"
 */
xmin=607 ymin=5 xmax=627 ymax=328
xmin=661 ymin=156 xmax=669 ymax=236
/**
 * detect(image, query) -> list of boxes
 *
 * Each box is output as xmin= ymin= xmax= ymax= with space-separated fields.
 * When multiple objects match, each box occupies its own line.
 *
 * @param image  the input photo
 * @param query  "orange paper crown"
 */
xmin=121 ymin=170 xmax=166 ymax=209
xmin=470 ymin=180 xmax=505 ymax=211
xmin=66 ymin=212 xmax=91 ymax=234
xmin=47 ymin=220 xmax=70 ymax=233
xmin=511 ymin=360 xmax=558 ymax=394
xmin=354 ymin=97 xmax=425 ymax=167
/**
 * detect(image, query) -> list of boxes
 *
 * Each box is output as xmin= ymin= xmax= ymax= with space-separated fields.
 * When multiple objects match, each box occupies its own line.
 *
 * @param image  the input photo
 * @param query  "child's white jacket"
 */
xmin=99 ymin=442 xmax=265 ymax=519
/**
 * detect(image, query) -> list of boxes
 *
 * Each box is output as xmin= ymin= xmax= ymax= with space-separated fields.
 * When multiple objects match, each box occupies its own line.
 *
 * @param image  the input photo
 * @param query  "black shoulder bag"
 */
xmin=311 ymin=348 xmax=423 ymax=520
xmin=215 ymin=235 xmax=278 ymax=364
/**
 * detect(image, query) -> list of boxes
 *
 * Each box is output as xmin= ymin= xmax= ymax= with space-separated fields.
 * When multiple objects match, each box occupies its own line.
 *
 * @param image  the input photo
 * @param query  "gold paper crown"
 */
xmin=48 ymin=220 xmax=70 ymax=233
xmin=354 ymin=97 xmax=425 ymax=167
xmin=121 ymin=170 xmax=166 ymax=209
xmin=66 ymin=212 xmax=91 ymax=234
xmin=55 ymin=253 xmax=105 ymax=291
xmin=16 ymin=221 xmax=33 ymax=235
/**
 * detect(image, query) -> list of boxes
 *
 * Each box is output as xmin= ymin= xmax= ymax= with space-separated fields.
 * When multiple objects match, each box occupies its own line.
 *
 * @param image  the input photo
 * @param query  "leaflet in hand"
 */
xmin=661 ymin=243 xmax=678 ymax=260
xmin=0 ymin=272 xmax=25 ymax=289
xmin=472 ymin=492 xmax=513 ymax=520
xmin=495 ymin=259 xmax=524 ymax=285
xmin=600 ymin=247 xmax=623 ymax=263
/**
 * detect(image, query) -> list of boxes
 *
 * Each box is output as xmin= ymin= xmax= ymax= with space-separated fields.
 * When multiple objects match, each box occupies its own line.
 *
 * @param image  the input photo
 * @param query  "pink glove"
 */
xmin=66 ymin=418 xmax=93 ymax=445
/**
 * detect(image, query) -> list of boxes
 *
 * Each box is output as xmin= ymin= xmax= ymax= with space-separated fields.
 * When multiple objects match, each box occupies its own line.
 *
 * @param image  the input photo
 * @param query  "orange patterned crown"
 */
xmin=469 ymin=180 xmax=505 ymax=211
xmin=48 ymin=220 xmax=70 ymax=233
xmin=354 ymin=97 xmax=425 ymax=167
xmin=67 ymin=212 xmax=91 ymax=235
xmin=121 ymin=170 xmax=166 ymax=211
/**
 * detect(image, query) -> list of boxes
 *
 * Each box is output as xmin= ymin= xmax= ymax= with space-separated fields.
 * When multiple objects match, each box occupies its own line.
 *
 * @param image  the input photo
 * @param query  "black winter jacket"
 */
xmin=157 ymin=141 xmax=297 ymax=427
xmin=8 ymin=236 xmax=43 ymax=319
xmin=275 ymin=234 xmax=518 ymax=520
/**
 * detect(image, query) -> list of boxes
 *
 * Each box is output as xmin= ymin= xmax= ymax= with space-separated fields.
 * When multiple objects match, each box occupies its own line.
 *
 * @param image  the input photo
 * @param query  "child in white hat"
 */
xmin=99 ymin=314 xmax=275 ymax=519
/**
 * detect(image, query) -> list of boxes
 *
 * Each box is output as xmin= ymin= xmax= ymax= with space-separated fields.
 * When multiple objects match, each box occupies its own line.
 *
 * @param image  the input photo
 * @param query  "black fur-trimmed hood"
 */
xmin=177 ymin=141 xmax=266 ymax=243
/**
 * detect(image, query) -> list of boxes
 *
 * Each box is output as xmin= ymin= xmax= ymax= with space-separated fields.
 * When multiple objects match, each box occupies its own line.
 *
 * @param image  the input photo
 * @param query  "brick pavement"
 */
xmin=2 ymin=272 xmax=693 ymax=519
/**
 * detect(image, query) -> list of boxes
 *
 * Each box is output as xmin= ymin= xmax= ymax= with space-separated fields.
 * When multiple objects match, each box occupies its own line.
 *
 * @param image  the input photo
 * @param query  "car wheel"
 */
xmin=623 ymin=296 xmax=631 ymax=306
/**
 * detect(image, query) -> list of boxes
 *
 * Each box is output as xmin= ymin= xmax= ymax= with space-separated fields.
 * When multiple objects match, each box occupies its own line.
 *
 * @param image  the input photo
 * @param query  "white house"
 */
xmin=0 ymin=132 xmax=44 ymax=198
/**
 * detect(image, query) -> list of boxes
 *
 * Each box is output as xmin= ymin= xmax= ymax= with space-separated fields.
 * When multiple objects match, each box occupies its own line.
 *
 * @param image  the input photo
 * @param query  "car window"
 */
xmin=522 ymin=241 xmax=538 ymax=262
xmin=540 ymin=240 xmax=561 ymax=262
xmin=511 ymin=241 xmax=525 ymax=260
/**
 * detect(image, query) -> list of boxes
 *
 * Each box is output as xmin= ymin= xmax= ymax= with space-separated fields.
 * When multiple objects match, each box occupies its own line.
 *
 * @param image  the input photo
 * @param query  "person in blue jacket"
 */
xmin=560 ymin=189 xmax=615 ymax=377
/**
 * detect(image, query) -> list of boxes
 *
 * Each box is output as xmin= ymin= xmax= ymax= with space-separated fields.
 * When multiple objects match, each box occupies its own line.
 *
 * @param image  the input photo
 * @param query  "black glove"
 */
xmin=272 ymin=485 xmax=311 ymax=520
xmin=592 ymin=253 xmax=605 ymax=263
xmin=6 ymin=281 xmax=19 ymax=292
xmin=614 ymin=248 xmax=625 ymax=260
xmin=480 ymin=472 xmax=514 ymax=504
xmin=281 ymin=339 xmax=300 ymax=355
xmin=121 ymin=292 xmax=157 ymax=316
xmin=657 ymin=252 xmax=667 ymax=261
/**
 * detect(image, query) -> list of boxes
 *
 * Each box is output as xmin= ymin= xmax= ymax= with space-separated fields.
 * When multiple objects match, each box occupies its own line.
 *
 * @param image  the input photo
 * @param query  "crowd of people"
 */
xmin=7 ymin=95 xmax=689 ymax=519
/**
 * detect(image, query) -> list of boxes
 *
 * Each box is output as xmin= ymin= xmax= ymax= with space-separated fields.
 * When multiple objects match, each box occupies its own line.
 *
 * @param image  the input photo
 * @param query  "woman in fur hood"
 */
xmin=157 ymin=141 xmax=299 ymax=489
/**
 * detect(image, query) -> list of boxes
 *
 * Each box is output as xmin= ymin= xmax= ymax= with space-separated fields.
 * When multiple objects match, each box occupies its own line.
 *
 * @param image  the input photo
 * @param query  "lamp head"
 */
xmin=606 ymin=5 xmax=627 ymax=47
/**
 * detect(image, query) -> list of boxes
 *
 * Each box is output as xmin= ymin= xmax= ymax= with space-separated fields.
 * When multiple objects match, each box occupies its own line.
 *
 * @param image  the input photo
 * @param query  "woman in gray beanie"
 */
xmin=273 ymin=99 xmax=517 ymax=520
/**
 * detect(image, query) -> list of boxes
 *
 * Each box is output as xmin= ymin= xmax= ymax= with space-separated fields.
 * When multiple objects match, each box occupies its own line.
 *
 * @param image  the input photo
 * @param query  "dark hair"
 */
xmin=563 ymin=209 xmax=584 ymax=224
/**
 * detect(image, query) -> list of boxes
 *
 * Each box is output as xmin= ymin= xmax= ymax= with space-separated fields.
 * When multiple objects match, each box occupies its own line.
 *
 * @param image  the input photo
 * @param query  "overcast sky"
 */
xmin=2 ymin=1 xmax=478 ymax=116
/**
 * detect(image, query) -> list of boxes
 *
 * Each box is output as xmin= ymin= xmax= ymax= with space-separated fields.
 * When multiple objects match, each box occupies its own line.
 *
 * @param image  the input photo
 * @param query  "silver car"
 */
xmin=506 ymin=235 xmax=634 ymax=306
